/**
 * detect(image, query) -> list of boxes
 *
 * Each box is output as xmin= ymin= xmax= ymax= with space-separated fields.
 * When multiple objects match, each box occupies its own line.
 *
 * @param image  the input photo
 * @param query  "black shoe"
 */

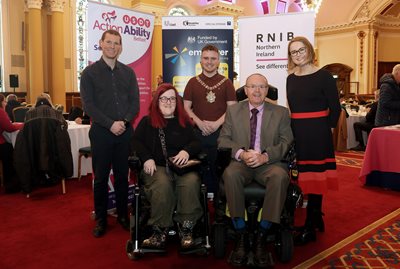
xmin=294 ymin=227 xmax=316 ymax=245
xmin=117 ymin=217 xmax=130 ymax=231
xmin=230 ymin=231 xmax=249 ymax=266
xmin=254 ymin=229 xmax=274 ymax=267
xmin=141 ymin=226 xmax=167 ymax=249
xmin=92 ymin=221 xmax=107 ymax=238
xmin=178 ymin=220 xmax=195 ymax=249
xmin=314 ymin=212 xmax=325 ymax=232
xmin=350 ymin=144 xmax=366 ymax=151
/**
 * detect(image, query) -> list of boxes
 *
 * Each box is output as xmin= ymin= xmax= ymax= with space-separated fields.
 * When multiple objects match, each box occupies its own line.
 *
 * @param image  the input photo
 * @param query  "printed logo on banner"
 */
xmin=165 ymin=47 xmax=189 ymax=66
xmin=102 ymin=10 xmax=117 ymax=23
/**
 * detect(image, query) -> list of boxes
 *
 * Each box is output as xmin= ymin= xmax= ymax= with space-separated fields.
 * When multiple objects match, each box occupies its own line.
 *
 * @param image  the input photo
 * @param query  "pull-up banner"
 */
xmin=238 ymin=12 xmax=315 ymax=106
xmin=162 ymin=16 xmax=234 ymax=94
xmin=87 ymin=1 xmax=154 ymax=125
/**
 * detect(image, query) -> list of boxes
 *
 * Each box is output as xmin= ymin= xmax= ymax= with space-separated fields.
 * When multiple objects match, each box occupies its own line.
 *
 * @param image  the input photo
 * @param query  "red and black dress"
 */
xmin=286 ymin=69 xmax=341 ymax=194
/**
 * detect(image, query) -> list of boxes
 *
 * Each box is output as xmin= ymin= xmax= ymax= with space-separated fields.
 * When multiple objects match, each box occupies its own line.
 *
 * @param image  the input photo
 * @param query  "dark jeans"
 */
xmin=194 ymin=128 xmax=220 ymax=195
xmin=89 ymin=123 xmax=132 ymax=223
xmin=0 ymin=142 xmax=20 ymax=193
xmin=353 ymin=121 xmax=375 ymax=146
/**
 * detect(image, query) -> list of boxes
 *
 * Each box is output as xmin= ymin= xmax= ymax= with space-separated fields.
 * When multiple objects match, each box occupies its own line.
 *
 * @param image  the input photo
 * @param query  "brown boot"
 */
xmin=230 ymin=231 xmax=249 ymax=266
xmin=253 ymin=229 xmax=274 ymax=267
xmin=141 ymin=226 xmax=167 ymax=249
xmin=178 ymin=220 xmax=195 ymax=249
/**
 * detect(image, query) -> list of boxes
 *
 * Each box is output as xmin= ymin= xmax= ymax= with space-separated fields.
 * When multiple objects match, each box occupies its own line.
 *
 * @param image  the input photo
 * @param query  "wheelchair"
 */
xmin=212 ymin=146 xmax=302 ymax=265
xmin=125 ymin=153 xmax=212 ymax=260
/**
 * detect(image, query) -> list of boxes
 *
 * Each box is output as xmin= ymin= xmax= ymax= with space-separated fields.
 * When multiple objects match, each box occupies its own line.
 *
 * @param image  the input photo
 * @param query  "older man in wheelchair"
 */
xmin=128 ymin=84 xmax=210 ymax=258
xmin=217 ymin=73 xmax=294 ymax=267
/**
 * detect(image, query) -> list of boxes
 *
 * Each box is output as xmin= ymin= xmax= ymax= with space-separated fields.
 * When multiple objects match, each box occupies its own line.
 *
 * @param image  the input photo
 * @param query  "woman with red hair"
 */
xmin=131 ymin=83 xmax=202 ymax=251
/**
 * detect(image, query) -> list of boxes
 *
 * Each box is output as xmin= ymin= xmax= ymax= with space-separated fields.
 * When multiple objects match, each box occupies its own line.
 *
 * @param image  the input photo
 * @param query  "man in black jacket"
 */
xmin=351 ymin=93 xmax=378 ymax=151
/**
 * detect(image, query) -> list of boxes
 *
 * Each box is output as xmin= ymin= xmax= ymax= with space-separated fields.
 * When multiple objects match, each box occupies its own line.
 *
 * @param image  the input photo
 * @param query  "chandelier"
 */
xmin=300 ymin=0 xmax=323 ymax=14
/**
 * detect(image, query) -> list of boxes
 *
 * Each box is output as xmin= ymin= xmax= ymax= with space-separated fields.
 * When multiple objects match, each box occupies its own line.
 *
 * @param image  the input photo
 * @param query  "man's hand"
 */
xmin=240 ymin=149 xmax=268 ymax=168
xmin=110 ymin=121 xmax=126 ymax=136
xmin=198 ymin=120 xmax=219 ymax=136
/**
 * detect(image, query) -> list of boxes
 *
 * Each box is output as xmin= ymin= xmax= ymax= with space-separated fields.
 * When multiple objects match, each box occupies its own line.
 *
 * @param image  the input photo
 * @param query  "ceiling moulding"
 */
xmin=203 ymin=2 xmax=244 ymax=16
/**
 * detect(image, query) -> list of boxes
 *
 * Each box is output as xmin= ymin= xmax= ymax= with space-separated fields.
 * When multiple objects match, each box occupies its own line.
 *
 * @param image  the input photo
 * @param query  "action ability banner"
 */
xmin=238 ymin=12 xmax=315 ymax=106
xmin=87 ymin=1 xmax=154 ymax=125
xmin=162 ymin=16 xmax=234 ymax=94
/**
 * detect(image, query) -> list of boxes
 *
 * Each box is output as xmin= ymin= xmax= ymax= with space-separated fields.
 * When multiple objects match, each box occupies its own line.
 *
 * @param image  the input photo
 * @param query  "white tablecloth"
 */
xmin=67 ymin=122 xmax=92 ymax=178
xmin=3 ymin=121 xmax=92 ymax=178
xmin=346 ymin=113 xmax=367 ymax=149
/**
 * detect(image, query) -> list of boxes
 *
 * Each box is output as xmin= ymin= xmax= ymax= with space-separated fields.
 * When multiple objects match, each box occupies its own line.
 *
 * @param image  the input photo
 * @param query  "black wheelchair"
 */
xmin=212 ymin=146 xmax=302 ymax=265
xmin=125 ymin=153 xmax=212 ymax=260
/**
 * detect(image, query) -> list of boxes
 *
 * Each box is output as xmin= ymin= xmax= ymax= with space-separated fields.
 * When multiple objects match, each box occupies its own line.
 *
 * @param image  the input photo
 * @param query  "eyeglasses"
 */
xmin=290 ymin=47 xmax=307 ymax=57
xmin=159 ymin=96 xmax=177 ymax=103
xmin=245 ymin=85 xmax=268 ymax=90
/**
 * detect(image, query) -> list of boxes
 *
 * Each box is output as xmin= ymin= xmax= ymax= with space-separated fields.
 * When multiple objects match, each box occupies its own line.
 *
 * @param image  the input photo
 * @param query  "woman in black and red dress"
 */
xmin=286 ymin=36 xmax=341 ymax=244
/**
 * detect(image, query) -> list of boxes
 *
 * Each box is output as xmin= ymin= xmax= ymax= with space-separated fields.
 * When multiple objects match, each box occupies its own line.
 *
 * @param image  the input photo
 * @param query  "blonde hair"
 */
xmin=35 ymin=93 xmax=54 ymax=107
xmin=392 ymin=64 xmax=400 ymax=75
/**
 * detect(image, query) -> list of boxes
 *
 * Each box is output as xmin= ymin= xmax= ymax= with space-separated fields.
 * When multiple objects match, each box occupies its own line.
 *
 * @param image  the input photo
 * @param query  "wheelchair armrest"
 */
xmin=128 ymin=154 xmax=142 ymax=171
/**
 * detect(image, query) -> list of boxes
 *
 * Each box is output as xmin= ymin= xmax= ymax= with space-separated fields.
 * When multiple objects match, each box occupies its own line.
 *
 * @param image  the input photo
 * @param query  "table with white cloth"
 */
xmin=67 ymin=122 xmax=92 ymax=178
xmin=346 ymin=111 xmax=367 ymax=149
xmin=3 ymin=121 xmax=92 ymax=178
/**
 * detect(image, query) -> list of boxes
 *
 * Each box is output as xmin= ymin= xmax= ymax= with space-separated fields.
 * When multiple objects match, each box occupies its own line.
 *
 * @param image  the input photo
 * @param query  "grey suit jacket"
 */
xmin=218 ymin=101 xmax=293 ymax=164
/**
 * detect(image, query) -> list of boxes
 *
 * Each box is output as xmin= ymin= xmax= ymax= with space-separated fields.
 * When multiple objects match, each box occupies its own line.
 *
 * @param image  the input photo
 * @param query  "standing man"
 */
xmin=80 ymin=29 xmax=140 ymax=238
xmin=375 ymin=64 xmax=400 ymax=127
xmin=183 ymin=44 xmax=236 ymax=195
xmin=218 ymin=73 xmax=293 ymax=267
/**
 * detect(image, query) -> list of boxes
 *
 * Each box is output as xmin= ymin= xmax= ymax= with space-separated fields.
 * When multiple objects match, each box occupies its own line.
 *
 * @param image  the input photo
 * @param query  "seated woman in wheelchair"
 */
xmin=217 ymin=73 xmax=294 ymax=267
xmin=131 ymin=83 xmax=203 ymax=250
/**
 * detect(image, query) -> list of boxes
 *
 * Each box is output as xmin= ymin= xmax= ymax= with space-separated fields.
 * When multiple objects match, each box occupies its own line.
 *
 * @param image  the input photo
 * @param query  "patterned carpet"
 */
xmin=335 ymin=151 xmax=365 ymax=169
xmin=295 ymin=208 xmax=400 ymax=269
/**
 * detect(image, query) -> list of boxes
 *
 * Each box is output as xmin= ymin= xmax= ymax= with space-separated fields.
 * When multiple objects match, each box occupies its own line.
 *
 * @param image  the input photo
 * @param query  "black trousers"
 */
xmin=89 ymin=123 xmax=132 ymax=223
xmin=0 ymin=142 xmax=19 ymax=192
xmin=353 ymin=122 xmax=375 ymax=146
xmin=194 ymin=128 xmax=220 ymax=194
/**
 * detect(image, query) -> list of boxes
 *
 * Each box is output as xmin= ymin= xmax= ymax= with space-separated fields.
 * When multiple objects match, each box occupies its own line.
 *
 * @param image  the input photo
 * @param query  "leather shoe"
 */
xmin=230 ymin=231 xmax=249 ymax=266
xmin=92 ymin=222 xmax=107 ymax=238
xmin=254 ymin=229 xmax=274 ymax=267
xmin=117 ymin=217 xmax=130 ymax=231
xmin=294 ymin=227 xmax=316 ymax=245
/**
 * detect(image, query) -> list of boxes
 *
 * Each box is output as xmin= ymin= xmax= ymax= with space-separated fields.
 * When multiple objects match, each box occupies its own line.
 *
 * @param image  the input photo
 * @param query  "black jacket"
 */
xmin=14 ymin=118 xmax=73 ymax=193
xmin=375 ymin=73 xmax=400 ymax=126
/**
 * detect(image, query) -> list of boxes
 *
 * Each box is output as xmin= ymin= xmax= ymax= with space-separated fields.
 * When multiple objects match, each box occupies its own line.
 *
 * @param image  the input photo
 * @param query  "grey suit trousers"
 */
xmin=222 ymin=160 xmax=289 ymax=224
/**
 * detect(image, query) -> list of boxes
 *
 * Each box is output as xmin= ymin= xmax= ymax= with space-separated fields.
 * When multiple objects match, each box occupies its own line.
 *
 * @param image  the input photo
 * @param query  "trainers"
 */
xmin=179 ymin=220 xmax=195 ymax=249
xmin=141 ymin=226 xmax=167 ymax=249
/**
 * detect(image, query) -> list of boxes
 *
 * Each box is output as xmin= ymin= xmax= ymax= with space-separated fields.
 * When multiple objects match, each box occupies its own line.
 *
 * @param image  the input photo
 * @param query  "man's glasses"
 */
xmin=159 ymin=96 xmax=177 ymax=103
xmin=290 ymin=47 xmax=307 ymax=57
xmin=245 ymin=85 xmax=268 ymax=90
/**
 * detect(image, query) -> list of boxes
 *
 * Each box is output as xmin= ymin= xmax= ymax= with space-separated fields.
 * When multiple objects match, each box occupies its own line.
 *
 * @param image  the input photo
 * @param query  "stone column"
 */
xmin=47 ymin=0 xmax=66 ymax=109
xmin=26 ymin=0 xmax=44 ymax=103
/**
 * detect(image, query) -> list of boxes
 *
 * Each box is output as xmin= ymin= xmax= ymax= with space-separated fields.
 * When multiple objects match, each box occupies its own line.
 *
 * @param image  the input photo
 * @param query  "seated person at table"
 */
xmin=25 ymin=93 xmax=67 ymax=129
xmin=375 ymin=64 xmax=400 ymax=127
xmin=351 ymin=90 xmax=379 ymax=151
xmin=0 ymin=94 xmax=24 ymax=193
xmin=131 ymin=83 xmax=203 ymax=250
xmin=218 ymin=73 xmax=293 ymax=267
xmin=5 ymin=94 xmax=22 ymax=122
xmin=68 ymin=106 xmax=90 ymax=124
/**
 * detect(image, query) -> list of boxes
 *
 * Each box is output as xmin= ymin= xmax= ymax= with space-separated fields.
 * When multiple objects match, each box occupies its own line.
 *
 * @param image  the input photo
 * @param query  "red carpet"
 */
xmin=0 ymin=152 xmax=399 ymax=269
xmin=298 ymin=208 xmax=400 ymax=268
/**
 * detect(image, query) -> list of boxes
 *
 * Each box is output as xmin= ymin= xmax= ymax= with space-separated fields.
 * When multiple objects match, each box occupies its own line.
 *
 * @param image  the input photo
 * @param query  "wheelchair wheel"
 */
xmin=213 ymin=223 xmax=226 ymax=258
xmin=126 ymin=239 xmax=143 ymax=260
xmin=275 ymin=229 xmax=294 ymax=263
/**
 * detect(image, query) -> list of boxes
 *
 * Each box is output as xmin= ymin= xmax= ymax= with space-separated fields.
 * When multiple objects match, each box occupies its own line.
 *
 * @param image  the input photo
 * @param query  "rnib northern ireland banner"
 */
xmin=239 ymin=12 xmax=315 ymax=106
xmin=162 ymin=16 xmax=234 ymax=94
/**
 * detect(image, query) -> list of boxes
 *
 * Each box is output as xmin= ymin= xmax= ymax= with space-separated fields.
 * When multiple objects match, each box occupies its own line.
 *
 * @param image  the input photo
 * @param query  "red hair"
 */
xmin=149 ymin=83 xmax=193 ymax=129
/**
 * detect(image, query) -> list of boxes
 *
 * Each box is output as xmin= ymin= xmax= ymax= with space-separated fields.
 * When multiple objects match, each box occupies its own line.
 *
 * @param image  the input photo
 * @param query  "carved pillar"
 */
xmin=47 ymin=0 xmax=66 ymax=108
xmin=26 ymin=0 xmax=44 ymax=103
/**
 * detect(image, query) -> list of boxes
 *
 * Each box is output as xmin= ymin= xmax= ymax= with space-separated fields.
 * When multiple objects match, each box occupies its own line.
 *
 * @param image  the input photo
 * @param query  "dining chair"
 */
xmin=12 ymin=106 xmax=30 ymax=122
xmin=78 ymin=146 xmax=92 ymax=180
